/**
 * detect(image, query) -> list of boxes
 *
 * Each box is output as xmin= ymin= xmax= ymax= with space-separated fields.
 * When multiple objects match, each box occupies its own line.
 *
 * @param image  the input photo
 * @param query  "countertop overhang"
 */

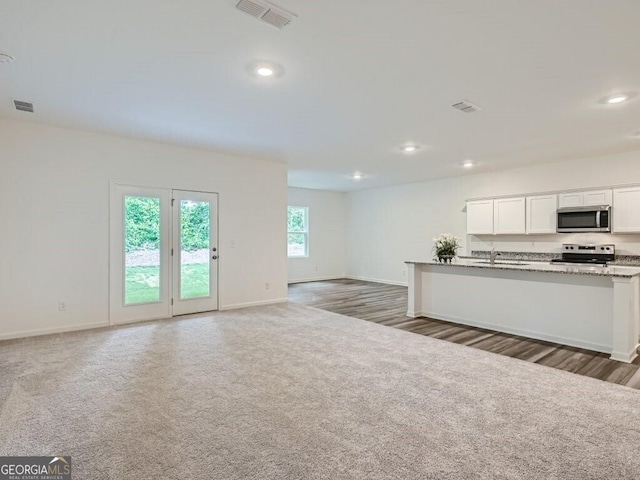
xmin=405 ymin=258 xmax=640 ymax=278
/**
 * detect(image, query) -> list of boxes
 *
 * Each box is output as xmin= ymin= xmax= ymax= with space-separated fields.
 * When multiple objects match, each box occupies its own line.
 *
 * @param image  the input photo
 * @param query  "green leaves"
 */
xmin=287 ymin=232 xmax=305 ymax=246
xmin=287 ymin=206 xmax=306 ymax=232
xmin=124 ymin=197 xmax=210 ymax=253
xmin=180 ymin=201 xmax=210 ymax=252
xmin=432 ymin=233 xmax=461 ymax=258
xmin=125 ymin=196 xmax=160 ymax=253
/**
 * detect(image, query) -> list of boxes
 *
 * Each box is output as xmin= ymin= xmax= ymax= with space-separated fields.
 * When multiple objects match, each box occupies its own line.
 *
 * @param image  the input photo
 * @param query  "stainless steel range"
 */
xmin=550 ymin=244 xmax=615 ymax=267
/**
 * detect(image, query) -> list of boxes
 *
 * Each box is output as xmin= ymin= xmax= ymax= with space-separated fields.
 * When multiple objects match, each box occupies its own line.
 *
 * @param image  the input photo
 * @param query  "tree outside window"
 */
xmin=288 ymin=206 xmax=308 ymax=257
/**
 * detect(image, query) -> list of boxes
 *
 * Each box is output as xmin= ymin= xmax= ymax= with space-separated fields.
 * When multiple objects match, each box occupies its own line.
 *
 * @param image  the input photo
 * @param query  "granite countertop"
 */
xmin=405 ymin=258 xmax=640 ymax=278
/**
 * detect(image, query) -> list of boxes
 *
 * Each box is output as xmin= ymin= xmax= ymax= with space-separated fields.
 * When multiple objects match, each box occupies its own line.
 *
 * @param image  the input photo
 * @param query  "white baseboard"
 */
xmin=109 ymin=314 xmax=173 ymax=327
xmin=288 ymin=275 xmax=346 ymax=284
xmin=0 ymin=321 xmax=109 ymax=341
xmin=220 ymin=298 xmax=288 ymax=311
xmin=346 ymin=275 xmax=408 ymax=287
xmin=420 ymin=310 xmax=611 ymax=354
xmin=0 ymin=299 xmax=289 ymax=341
xmin=610 ymin=344 xmax=640 ymax=363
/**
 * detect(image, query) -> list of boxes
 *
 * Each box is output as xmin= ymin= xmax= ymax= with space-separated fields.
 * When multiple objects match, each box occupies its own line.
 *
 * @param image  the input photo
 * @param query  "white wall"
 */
xmin=288 ymin=187 xmax=346 ymax=283
xmin=347 ymin=151 xmax=640 ymax=285
xmin=0 ymin=119 xmax=288 ymax=339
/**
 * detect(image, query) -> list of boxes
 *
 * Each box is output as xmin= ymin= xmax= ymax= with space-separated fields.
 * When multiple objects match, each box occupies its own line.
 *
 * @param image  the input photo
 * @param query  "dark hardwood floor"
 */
xmin=288 ymin=278 xmax=640 ymax=389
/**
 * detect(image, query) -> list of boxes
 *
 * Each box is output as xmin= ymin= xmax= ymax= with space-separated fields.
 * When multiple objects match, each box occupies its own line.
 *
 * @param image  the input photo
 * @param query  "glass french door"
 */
xmin=109 ymin=184 xmax=218 ymax=324
xmin=171 ymin=190 xmax=218 ymax=315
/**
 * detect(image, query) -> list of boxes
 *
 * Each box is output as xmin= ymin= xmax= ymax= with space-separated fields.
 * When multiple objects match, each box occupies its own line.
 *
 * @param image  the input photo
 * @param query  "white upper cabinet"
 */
xmin=558 ymin=189 xmax=612 ymax=208
xmin=493 ymin=197 xmax=526 ymax=234
xmin=526 ymin=194 xmax=557 ymax=234
xmin=467 ymin=188 xmax=618 ymax=236
xmin=613 ymin=187 xmax=640 ymax=233
xmin=466 ymin=200 xmax=494 ymax=235
xmin=583 ymin=189 xmax=612 ymax=206
xmin=557 ymin=192 xmax=583 ymax=208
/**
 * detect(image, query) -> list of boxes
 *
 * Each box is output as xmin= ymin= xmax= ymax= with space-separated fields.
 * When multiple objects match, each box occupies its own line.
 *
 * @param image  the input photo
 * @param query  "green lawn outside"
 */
xmin=125 ymin=263 xmax=210 ymax=304
xmin=180 ymin=263 xmax=211 ymax=299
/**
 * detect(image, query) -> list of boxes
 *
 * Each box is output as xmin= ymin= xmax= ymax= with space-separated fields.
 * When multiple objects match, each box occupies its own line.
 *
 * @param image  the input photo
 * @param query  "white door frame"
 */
xmin=109 ymin=183 xmax=219 ymax=325
xmin=109 ymin=183 xmax=172 ymax=325
xmin=171 ymin=189 xmax=219 ymax=316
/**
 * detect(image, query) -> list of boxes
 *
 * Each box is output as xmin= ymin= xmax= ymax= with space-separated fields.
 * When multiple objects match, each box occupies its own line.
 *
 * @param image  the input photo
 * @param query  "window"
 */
xmin=287 ymin=206 xmax=308 ymax=257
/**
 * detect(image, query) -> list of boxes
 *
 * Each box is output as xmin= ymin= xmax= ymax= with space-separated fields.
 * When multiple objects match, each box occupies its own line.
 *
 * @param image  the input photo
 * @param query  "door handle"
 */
xmin=212 ymin=255 xmax=218 ymax=260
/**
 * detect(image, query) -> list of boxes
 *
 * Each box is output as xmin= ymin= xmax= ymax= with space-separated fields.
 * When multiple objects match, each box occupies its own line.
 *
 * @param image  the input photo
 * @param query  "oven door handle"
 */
xmin=596 ymin=211 xmax=601 ymax=228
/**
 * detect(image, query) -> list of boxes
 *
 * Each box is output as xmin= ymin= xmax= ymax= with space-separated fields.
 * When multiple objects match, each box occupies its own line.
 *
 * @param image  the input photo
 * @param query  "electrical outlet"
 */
xmin=265 ymin=282 xmax=270 ymax=290
xmin=58 ymin=301 xmax=67 ymax=311
xmin=402 ymin=269 xmax=406 ymax=276
xmin=314 ymin=266 xmax=319 ymax=272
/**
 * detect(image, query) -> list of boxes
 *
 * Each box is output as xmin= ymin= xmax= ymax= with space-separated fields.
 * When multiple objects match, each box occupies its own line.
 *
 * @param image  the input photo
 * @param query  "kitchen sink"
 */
xmin=473 ymin=260 xmax=529 ymax=266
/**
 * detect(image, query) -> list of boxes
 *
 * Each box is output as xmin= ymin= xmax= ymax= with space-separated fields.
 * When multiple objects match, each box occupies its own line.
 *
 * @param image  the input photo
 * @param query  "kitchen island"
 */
xmin=406 ymin=259 xmax=640 ymax=363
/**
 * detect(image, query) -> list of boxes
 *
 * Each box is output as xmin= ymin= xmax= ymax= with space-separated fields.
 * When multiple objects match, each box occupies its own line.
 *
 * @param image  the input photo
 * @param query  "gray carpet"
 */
xmin=1 ymin=303 xmax=640 ymax=479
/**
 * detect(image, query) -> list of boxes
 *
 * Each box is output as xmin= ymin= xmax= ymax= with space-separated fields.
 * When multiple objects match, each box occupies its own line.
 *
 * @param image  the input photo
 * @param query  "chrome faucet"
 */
xmin=489 ymin=247 xmax=501 ymax=265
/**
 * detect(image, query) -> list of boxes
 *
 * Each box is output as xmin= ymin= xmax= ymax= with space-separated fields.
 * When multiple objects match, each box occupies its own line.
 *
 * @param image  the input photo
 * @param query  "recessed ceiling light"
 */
xmin=249 ymin=61 xmax=283 ymax=78
xmin=0 ymin=52 xmax=15 ymax=64
xmin=352 ymin=172 xmax=363 ymax=180
xmin=400 ymin=143 xmax=422 ymax=155
xmin=462 ymin=160 xmax=475 ymax=169
xmin=608 ymin=95 xmax=628 ymax=104
xmin=256 ymin=67 xmax=274 ymax=77
xmin=600 ymin=92 xmax=636 ymax=105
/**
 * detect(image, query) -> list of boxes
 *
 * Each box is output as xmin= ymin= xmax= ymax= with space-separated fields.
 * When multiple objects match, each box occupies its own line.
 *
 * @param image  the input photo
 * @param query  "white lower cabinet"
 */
xmin=466 ymin=200 xmax=494 ymax=234
xmin=526 ymin=194 xmax=557 ymax=234
xmin=493 ymin=197 xmax=525 ymax=234
xmin=613 ymin=187 xmax=640 ymax=233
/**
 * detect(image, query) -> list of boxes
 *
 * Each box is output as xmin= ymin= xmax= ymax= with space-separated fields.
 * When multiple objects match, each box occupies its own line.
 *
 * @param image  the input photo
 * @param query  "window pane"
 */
xmin=287 ymin=206 xmax=308 ymax=257
xmin=181 ymin=200 xmax=210 ymax=299
xmin=288 ymin=233 xmax=306 ymax=256
xmin=287 ymin=206 xmax=306 ymax=232
xmin=125 ymin=196 xmax=161 ymax=304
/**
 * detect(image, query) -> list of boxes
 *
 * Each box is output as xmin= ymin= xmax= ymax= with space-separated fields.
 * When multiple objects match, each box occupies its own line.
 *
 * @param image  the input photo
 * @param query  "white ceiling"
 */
xmin=1 ymin=1 xmax=640 ymax=191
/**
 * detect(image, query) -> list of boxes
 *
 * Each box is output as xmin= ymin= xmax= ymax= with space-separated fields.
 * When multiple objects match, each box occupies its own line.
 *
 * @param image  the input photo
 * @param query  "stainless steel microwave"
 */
xmin=556 ymin=205 xmax=611 ymax=233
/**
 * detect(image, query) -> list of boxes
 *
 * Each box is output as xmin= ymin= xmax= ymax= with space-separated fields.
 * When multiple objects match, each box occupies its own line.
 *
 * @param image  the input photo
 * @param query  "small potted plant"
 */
xmin=432 ymin=233 xmax=461 ymax=263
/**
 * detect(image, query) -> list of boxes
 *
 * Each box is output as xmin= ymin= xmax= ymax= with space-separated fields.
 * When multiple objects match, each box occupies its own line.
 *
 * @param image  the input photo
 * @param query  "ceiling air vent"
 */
xmin=452 ymin=100 xmax=481 ymax=113
xmin=13 ymin=100 xmax=34 ymax=113
xmin=235 ymin=0 xmax=297 ymax=29
xmin=0 ymin=52 xmax=15 ymax=63
xmin=236 ymin=0 xmax=269 ymax=18
xmin=261 ymin=7 xmax=293 ymax=28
